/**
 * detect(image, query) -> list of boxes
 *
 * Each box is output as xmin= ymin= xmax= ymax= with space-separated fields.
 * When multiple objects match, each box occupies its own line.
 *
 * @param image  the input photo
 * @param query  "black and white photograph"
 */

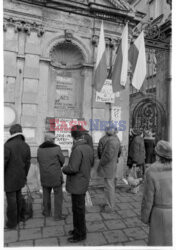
xmin=2 ymin=0 xmax=174 ymax=248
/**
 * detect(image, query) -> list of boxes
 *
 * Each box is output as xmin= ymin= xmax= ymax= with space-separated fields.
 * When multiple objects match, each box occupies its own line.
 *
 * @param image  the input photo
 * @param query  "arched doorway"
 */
xmin=47 ymin=41 xmax=85 ymax=119
xmin=132 ymin=98 xmax=166 ymax=141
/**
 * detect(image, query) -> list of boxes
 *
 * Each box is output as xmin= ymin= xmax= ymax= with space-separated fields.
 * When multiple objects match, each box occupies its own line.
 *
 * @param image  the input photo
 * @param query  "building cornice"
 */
xmin=11 ymin=0 xmax=141 ymax=25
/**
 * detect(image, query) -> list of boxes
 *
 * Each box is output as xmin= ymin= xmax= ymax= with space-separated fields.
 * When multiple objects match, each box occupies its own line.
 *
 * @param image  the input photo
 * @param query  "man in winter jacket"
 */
xmin=97 ymin=125 xmax=121 ymax=213
xmin=4 ymin=124 xmax=31 ymax=229
xmin=37 ymin=132 xmax=65 ymax=220
xmin=62 ymin=125 xmax=94 ymax=243
xmin=127 ymin=128 xmax=146 ymax=178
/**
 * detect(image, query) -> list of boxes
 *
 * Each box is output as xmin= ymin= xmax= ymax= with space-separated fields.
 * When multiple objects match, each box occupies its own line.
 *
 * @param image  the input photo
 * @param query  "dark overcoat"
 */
xmin=128 ymin=135 xmax=145 ymax=166
xmin=141 ymin=161 xmax=172 ymax=246
xmin=62 ymin=139 xmax=94 ymax=194
xmin=37 ymin=141 xmax=65 ymax=187
xmin=144 ymin=137 xmax=155 ymax=163
xmin=4 ymin=134 xmax=31 ymax=192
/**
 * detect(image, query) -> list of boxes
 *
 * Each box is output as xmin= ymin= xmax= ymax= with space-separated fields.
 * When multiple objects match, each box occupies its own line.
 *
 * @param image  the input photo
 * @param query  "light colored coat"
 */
xmin=97 ymin=134 xmax=121 ymax=179
xmin=141 ymin=161 xmax=172 ymax=246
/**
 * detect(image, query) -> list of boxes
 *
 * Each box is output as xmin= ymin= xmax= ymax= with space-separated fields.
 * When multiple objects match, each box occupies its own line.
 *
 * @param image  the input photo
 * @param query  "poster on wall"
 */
xmin=55 ymin=75 xmax=75 ymax=109
xmin=96 ymin=79 xmax=115 ymax=103
xmin=55 ymin=119 xmax=78 ymax=153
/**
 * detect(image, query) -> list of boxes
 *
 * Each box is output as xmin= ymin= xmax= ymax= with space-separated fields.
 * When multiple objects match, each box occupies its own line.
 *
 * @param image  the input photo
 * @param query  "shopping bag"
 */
xmin=20 ymin=184 xmax=33 ymax=221
xmin=85 ymin=191 xmax=93 ymax=207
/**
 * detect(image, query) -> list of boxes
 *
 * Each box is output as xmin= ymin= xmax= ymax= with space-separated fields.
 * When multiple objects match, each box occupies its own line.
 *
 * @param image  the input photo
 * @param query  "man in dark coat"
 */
xmin=127 ymin=128 xmax=146 ymax=178
xmin=37 ymin=132 xmax=65 ymax=220
xmin=4 ymin=124 xmax=31 ymax=229
xmin=97 ymin=125 xmax=121 ymax=213
xmin=144 ymin=130 xmax=155 ymax=165
xmin=62 ymin=125 xmax=94 ymax=243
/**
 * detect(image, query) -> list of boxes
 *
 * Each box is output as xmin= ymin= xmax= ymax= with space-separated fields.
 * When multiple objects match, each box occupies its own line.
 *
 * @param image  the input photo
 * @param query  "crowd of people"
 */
xmin=4 ymin=123 xmax=172 ymax=245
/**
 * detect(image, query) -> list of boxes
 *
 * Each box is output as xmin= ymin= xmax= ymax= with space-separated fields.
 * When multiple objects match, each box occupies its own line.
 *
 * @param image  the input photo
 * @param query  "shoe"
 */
xmin=54 ymin=215 xmax=66 ymax=221
xmin=42 ymin=211 xmax=51 ymax=217
xmin=68 ymin=230 xmax=75 ymax=236
xmin=101 ymin=206 xmax=114 ymax=213
xmin=4 ymin=223 xmax=17 ymax=230
xmin=67 ymin=235 xmax=86 ymax=243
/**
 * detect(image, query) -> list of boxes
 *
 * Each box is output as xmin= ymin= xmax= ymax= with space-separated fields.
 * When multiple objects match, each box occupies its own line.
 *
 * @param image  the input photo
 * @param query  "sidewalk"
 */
xmin=4 ymin=185 xmax=148 ymax=247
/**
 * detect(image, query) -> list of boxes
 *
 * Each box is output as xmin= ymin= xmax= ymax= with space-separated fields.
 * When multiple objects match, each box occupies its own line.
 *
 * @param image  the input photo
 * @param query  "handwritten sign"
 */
xmin=55 ymin=119 xmax=78 ymax=150
xmin=96 ymin=79 xmax=115 ymax=103
xmin=111 ymin=106 xmax=122 ymax=141
xmin=111 ymin=106 xmax=121 ymax=121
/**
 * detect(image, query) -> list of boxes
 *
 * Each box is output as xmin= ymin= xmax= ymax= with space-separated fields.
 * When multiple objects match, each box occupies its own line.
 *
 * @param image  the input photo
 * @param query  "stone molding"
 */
xmin=43 ymin=33 xmax=91 ymax=64
xmin=3 ymin=17 xmax=44 ymax=37
xmin=12 ymin=0 xmax=138 ymax=25
xmin=92 ymin=35 xmax=120 ymax=48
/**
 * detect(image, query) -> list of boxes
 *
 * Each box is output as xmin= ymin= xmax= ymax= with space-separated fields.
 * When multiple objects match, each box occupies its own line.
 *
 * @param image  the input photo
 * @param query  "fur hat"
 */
xmin=155 ymin=140 xmax=172 ymax=160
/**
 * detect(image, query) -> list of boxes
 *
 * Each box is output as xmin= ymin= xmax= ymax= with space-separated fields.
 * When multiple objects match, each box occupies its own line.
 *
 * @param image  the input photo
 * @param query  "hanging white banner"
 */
xmin=96 ymin=79 xmax=115 ymax=103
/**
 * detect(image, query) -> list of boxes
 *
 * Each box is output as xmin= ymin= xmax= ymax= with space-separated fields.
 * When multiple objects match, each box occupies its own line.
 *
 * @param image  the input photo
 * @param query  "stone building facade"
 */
xmin=4 ymin=0 xmax=171 ymax=188
xmin=128 ymin=0 xmax=171 ymax=142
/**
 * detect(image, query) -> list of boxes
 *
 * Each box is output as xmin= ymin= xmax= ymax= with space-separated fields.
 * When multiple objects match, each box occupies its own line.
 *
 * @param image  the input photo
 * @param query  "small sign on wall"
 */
xmin=111 ymin=106 xmax=121 ymax=121
xmin=111 ymin=105 xmax=123 ymax=142
xmin=96 ymin=79 xmax=115 ymax=103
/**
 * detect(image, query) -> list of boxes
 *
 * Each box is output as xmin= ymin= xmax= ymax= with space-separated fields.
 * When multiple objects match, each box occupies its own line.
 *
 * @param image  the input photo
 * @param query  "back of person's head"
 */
xmin=71 ymin=125 xmax=84 ymax=140
xmin=45 ymin=132 xmax=55 ymax=142
xmin=9 ymin=124 xmax=22 ymax=135
xmin=155 ymin=140 xmax=172 ymax=162
xmin=105 ymin=124 xmax=118 ymax=136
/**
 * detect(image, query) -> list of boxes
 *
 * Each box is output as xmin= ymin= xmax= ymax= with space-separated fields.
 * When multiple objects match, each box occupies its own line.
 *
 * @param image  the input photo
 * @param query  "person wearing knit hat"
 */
xmin=141 ymin=140 xmax=172 ymax=246
xmin=97 ymin=124 xmax=121 ymax=213
xmin=155 ymin=140 xmax=172 ymax=160
xmin=37 ymin=131 xmax=65 ymax=220
xmin=4 ymin=124 xmax=31 ymax=229
xmin=62 ymin=125 xmax=94 ymax=243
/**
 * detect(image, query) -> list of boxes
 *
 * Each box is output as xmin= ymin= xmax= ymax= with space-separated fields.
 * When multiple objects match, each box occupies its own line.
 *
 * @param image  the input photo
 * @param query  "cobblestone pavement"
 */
xmin=4 ymin=186 xmax=149 ymax=247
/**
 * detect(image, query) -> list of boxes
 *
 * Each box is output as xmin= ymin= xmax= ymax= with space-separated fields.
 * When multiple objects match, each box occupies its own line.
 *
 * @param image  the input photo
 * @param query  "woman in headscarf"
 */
xmin=141 ymin=140 xmax=172 ymax=246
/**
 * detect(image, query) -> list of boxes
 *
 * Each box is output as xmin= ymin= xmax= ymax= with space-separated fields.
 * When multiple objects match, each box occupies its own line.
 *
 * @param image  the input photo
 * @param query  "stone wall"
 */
xmin=4 ymin=0 xmax=133 ymax=190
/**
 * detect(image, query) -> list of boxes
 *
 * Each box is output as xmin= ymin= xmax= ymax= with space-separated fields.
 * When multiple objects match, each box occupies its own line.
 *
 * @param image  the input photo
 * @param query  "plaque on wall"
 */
xmin=53 ymin=72 xmax=82 ymax=118
xmin=54 ymin=75 xmax=75 ymax=109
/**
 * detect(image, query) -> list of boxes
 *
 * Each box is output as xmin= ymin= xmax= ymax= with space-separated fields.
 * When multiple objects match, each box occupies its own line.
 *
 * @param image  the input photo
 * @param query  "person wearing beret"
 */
xmin=62 ymin=125 xmax=94 ymax=243
xmin=141 ymin=140 xmax=172 ymax=246
xmin=97 ymin=125 xmax=121 ymax=213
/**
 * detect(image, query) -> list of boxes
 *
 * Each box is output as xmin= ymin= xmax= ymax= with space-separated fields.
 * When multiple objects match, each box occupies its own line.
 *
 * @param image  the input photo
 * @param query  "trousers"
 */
xmin=42 ymin=185 xmax=63 ymax=218
xmin=104 ymin=178 xmax=115 ymax=210
xmin=71 ymin=194 xmax=86 ymax=238
xmin=6 ymin=189 xmax=22 ymax=228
